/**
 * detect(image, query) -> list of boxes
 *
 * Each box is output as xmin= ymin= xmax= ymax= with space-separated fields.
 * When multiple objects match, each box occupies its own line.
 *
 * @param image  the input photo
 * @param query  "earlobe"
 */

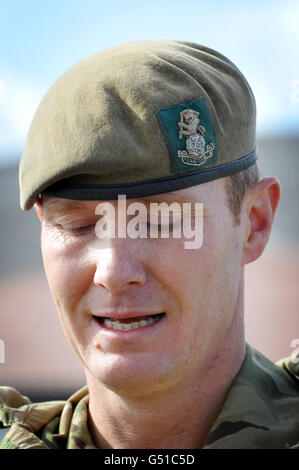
xmin=34 ymin=196 xmax=43 ymax=221
xmin=242 ymin=177 xmax=280 ymax=266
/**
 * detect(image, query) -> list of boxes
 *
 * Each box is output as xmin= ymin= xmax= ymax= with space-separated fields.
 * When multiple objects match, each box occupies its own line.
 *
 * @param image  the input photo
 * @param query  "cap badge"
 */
xmin=177 ymin=109 xmax=215 ymax=166
xmin=157 ymin=97 xmax=218 ymax=174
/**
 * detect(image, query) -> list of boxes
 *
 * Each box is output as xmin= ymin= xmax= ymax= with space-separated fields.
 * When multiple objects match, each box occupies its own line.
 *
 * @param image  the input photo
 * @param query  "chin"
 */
xmin=86 ymin=351 xmax=178 ymax=395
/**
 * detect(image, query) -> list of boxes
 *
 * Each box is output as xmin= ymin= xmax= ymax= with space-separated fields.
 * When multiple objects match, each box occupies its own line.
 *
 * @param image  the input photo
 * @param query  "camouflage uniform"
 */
xmin=1 ymin=344 xmax=298 ymax=449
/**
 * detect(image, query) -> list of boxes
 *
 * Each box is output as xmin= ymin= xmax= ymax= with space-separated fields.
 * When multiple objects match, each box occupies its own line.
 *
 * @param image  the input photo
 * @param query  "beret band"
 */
xmin=43 ymin=149 xmax=257 ymax=201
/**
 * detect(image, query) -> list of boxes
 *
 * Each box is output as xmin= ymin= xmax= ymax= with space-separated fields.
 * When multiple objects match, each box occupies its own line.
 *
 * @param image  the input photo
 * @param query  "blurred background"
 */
xmin=0 ymin=0 xmax=298 ymax=401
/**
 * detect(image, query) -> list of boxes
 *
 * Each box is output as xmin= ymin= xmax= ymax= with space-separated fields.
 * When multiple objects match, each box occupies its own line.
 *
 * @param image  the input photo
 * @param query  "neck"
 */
xmin=85 ymin=291 xmax=245 ymax=449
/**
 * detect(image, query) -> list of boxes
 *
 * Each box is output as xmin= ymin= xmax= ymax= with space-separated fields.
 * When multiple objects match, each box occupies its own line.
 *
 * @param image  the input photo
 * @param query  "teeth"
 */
xmin=102 ymin=315 xmax=162 ymax=331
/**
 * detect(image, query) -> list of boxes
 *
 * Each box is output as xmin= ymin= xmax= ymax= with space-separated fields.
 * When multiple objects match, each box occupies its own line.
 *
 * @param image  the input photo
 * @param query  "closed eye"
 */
xmin=60 ymin=224 xmax=95 ymax=236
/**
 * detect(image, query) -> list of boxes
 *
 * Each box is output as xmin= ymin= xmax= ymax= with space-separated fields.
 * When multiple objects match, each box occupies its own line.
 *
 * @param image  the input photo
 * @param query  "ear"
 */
xmin=242 ymin=177 xmax=280 ymax=265
xmin=34 ymin=196 xmax=43 ymax=222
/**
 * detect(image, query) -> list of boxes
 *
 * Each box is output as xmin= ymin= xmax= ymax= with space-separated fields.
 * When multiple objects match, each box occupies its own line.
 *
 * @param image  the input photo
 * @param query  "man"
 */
xmin=0 ymin=40 xmax=298 ymax=449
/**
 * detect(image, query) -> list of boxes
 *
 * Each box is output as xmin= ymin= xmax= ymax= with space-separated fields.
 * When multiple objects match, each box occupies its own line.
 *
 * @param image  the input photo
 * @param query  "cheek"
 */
xmin=201 ymin=229 xmax=244 ymax=342
xmin=174 ymin=219 xmax=242 ymax=318
xmin=203 ymin=224 xmax=241 ymax=294
xmin=41 ymin=229 xmax=93 ymax=313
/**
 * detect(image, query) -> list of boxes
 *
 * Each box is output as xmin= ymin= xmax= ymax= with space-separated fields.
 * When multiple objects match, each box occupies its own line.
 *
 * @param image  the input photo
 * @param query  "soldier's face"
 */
xmin=39 ymin=179 xmax=245 ymax=393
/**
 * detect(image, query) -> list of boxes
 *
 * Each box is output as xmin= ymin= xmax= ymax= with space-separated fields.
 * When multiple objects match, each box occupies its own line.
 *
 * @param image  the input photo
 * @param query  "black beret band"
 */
xmin=43 ymin=149 xmax=257 ymax=201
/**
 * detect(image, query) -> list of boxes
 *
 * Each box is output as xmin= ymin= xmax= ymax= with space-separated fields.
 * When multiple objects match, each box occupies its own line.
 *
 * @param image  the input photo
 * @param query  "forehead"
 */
xmin=41 ymin=179 xmax=227 ymax=214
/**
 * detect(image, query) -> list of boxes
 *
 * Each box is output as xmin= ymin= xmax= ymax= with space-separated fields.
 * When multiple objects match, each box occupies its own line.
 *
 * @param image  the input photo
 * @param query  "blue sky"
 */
xmin=0 ymin=0 xmax=298 ymax=166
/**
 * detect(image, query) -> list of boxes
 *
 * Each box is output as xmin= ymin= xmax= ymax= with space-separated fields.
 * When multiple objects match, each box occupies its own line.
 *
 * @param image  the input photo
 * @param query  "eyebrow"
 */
xmin=42 ymin=197 xmax=95 ymax=216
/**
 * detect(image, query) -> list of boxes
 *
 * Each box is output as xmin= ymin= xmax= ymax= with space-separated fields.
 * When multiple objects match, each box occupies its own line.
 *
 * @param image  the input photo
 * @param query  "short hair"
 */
xmin=226 ymin=162 xmax=259 ymax=224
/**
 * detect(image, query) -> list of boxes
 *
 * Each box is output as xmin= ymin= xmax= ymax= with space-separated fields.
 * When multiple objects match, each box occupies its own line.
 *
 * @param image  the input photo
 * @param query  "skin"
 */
xmin=35 ymin=175 xmax=280 ymax=448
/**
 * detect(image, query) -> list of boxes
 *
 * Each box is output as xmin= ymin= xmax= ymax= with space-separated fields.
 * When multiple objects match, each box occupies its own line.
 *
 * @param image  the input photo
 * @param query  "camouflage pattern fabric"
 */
xmin=0 ymin=343 xmax=298 ymax=449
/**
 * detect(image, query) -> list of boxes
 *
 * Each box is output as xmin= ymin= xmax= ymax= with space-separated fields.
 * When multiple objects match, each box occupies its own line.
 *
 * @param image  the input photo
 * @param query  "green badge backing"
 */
xmin=157 ymin=97 xmax=218 ymax=174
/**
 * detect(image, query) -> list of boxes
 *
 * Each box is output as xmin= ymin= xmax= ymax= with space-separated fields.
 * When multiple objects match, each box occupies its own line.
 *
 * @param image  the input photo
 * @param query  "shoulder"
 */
xmin=0 ymin=386 xmax=31 ymax=447
xmin=205 ymin=345 xmax=299 ymax=449
xmin=276 ymin=352 xmax=299 ymax=387
xmin=244 ymin=345 xmax=299 ymax=400
xmin=0 ymin=385 xmax=31 ymax=407
xmin=242 ymin=345 xmax=299 ymax=447
xmin=0 ymin=386 xmax=31 ymax=428
xmin=0 ymin=386 xmax=67 ymax=449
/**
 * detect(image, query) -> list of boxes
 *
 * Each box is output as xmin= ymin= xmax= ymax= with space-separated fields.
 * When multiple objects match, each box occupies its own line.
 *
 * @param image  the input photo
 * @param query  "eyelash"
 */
xmin=62 ymin=224 xmax=95 ymax=235
xmin=60 ymin=220 xmax=178 ymax=238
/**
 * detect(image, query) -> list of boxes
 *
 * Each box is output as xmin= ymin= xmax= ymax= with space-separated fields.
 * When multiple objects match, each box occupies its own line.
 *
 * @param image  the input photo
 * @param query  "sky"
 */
xmin=0 ymin=0 xmax=298 ymax=166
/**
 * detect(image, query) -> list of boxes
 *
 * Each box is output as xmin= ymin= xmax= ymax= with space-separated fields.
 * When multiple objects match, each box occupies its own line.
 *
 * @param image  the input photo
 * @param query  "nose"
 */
xmin=92 ymin=240 xmax=146 ymax=294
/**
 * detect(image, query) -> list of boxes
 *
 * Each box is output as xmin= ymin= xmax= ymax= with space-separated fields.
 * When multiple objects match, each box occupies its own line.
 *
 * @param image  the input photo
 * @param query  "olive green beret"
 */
xmin=19 ymin=40 xmax=257 ymax=210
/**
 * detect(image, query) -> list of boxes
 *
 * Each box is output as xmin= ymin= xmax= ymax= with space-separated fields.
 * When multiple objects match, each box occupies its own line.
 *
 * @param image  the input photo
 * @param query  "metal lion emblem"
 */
xmin=177 ymin=109 xmax=215 ymax=166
